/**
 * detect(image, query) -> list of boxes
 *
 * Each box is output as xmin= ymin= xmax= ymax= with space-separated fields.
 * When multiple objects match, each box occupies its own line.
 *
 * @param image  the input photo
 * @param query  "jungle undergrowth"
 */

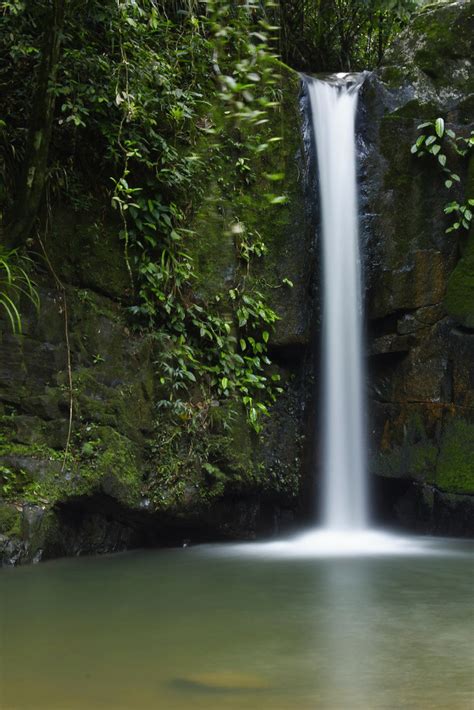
xmin=0 ymin=0 xmax=290 ymax=503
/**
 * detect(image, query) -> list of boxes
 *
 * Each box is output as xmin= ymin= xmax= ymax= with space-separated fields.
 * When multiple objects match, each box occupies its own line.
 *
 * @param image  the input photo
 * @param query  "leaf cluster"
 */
xmin=412 ymin=119 xmax=474 ymax=234
xmin=0 ymin=247 xmax=39 ymax=334
xmin=1 ymin=0 xmax=287 ymax=452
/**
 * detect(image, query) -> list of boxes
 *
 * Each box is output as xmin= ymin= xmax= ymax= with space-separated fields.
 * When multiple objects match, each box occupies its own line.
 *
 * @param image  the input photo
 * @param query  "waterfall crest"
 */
xmin=307 ymin=74 xmax=367 ymax=531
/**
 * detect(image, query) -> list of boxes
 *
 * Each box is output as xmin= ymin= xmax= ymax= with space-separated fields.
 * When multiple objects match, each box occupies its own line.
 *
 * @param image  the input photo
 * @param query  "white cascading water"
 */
xmin=307 ymin=74 xmax=367 ymax=531
xmin=224 ymin=74 xmax=449 ymax=555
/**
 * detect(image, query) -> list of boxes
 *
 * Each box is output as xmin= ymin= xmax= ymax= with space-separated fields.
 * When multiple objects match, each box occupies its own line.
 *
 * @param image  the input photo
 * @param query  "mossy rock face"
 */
xmin=0 ymin=61 xmax=310 ymax=563
xmin=45 ymin=206 xmax=131 ymax=301
xmin=189 ymin=64 xmax=313 ymax=348
xmin=361 ymin=0 xmax=474 ymax=528
xmin=436 ymin=418 xmax=474 ymax=494
xmin=381 ymin=1 xmax=474 ymax=103
xmin=372 ymin=405 xmax=474 ymax=495
xmin=0 ymin=502 xmax=22 ymax=538
xmin=445 ymin=247 xmax=474 ymax=328
xmin=444 ymin=156 xmax=474 ymax=327
xmin=0 ymin=425 xmax=142 ymax=506
xmin=0 ymin=501 xmax=61 ymax=566
xmin=372 ymin=406 xmax=440 ymax=484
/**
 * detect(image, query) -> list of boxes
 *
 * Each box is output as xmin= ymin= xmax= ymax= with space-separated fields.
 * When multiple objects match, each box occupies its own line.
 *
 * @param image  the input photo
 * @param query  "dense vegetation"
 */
xmin=0 ymin=0 xmax=426 ymax=423
xmin=277 ymin=0 xmax=420 ymax=71
xmin=1 ymin=0 xmax=290 ymax=438
xmin=3 ymin=0 xmax=470 ymax=535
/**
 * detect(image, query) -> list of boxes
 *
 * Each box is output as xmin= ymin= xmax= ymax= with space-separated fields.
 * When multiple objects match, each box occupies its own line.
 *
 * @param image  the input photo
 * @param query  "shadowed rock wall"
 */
xmin=359 ymin=0 xmax=474 ymax=534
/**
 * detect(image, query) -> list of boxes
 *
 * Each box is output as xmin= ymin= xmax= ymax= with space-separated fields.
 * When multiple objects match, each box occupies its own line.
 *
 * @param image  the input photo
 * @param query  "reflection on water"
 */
xmin=0 ymin=538 xmax=473 ymax=709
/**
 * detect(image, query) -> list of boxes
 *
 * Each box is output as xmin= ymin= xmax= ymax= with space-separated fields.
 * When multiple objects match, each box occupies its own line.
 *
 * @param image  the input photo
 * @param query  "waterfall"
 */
xmin=226 ymin=75 xmax=455 ymax=554
xmin=307 ymin=74 xmax=368 ymax=531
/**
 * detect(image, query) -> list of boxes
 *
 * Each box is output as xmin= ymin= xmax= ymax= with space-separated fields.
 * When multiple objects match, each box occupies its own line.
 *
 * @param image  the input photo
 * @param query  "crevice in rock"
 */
xmin=368 ymin=309 xmax=414 ymax=337
xmin=368 ymin=397 xmax=468 ymax=413
xmin=368 ymin=348 xmax=408 ymax=371
xmin=371 ymin=475 xmax=413 ymax=528
xmin=268 ymin=341 xmax=309 ymax=367
xmin=452 ymin=324 xmax=474 ymax=336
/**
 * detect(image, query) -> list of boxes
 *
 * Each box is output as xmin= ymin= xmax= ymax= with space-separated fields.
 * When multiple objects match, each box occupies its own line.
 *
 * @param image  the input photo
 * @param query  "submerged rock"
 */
xmin=172 ymin=672 xmax=270 ymax=693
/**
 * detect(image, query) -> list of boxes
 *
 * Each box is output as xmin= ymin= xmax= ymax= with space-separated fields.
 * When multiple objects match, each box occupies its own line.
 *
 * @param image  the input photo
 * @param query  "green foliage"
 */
xmin=107 ymin=0 xmax=285 ymax=433
xmin=1 ymin=0 xmax=286 ymax=451
xmin=436 ymin=419 xmax=474 ymax=494
xmin=0 ymin=464 xmax=42 ymax=502
xmin=277 ymin=0 xmax=420 ymax=72
xmin=0 ymin=501 xmax=22 ymax=537
xmin=0 ymin=247 xmax=39 ymax=334
xmin=411 ymin=119 xmax=474 ymax=233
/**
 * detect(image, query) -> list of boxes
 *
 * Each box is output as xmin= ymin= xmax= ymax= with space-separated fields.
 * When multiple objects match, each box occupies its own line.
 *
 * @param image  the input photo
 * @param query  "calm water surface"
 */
xmin=1 ymin=537 xmax=473 ymax=709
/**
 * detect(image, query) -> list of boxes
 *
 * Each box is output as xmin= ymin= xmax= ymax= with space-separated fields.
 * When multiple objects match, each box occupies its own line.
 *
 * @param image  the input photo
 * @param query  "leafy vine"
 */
xmin=411 ymin=118 xmax=474 ymax=233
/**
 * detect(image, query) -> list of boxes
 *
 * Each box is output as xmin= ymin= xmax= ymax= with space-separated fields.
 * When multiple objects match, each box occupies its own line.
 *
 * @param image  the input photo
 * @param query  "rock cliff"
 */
xmin=361 ymin=0 xmax=474 ymax=534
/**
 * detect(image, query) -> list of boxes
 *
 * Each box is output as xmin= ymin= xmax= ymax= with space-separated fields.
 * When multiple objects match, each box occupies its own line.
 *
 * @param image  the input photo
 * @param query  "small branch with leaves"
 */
xmin=411 ymin=118 xmax=474 ymax=234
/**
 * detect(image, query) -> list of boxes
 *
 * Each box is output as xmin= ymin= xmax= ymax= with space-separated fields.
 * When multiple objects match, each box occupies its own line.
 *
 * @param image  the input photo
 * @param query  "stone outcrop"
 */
xmin=360 ymin=0 xmax=474 ymax=534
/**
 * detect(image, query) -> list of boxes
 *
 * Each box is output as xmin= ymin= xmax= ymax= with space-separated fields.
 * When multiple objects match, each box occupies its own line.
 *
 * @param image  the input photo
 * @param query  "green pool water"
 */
xmin=1 ymin=536 xmax=473 ymax=709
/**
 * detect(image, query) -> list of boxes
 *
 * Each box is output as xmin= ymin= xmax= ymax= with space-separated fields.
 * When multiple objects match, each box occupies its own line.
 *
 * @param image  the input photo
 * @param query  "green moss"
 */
xmin=377 ymin=440 xmax=438 ymax=481
xmin=188 ymin=62 xmax=304 ymax=328
xmin=47 ymin=207 xmax=131 ymax=299
xmin=71 ymin=368 xmax=153 ymax=443
xmin=0 ymin=425 xmax=143 ymax=507
xmin=405 ymin=4 xmax=474 ymax=93
xmin=0 ymin=438 xmax=62 ymax=460
xmin=436 ymin=419 xmax=474 ymax=494
xmin=71 ymin=425 xmax=142 ymax=505
xmin=81 ymin=427 xmax=142 ymax=505
xmin=379 ymin=65 xmax=407 ymax=88
xmin=381 ymin=1 xmax=474 ymax=96
xmin=375 ymin=411 xmax=438 ymax=482
xmin=411 ymin=441 xmax=438 ymax=475
xmin=445 ymin=237 xmax=474 ymax=328
xmin=388 ymin=99 xmax=438 ymax=120
xmin=0 ymin=503 xmax=22 ymax=538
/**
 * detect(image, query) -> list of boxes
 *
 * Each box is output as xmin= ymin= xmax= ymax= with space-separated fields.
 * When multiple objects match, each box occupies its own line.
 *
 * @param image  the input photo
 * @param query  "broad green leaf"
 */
xmin=435 ymin=117 xmax=445 ymax=138
xmin=416 ymin=122 xmax=432 ymax=130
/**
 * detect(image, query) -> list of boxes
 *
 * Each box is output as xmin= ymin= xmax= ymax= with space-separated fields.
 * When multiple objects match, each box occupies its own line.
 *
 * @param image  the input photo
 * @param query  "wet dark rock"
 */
xmin=395 ymin=484 xmax=474 ymax=537
xmin=360 ymin=0 xmax=474 ymax=532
